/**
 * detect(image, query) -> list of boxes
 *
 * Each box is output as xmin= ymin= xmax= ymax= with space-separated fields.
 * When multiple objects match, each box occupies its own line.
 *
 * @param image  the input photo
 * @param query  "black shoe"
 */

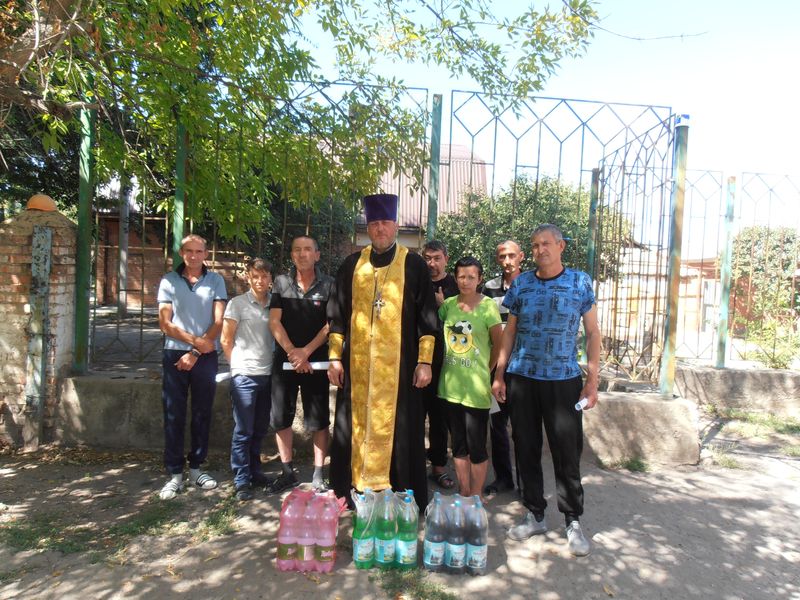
xmin=235 ymin=484 xmax=254 ymax=501
xmin=484 ymin=479 xmax=515 ymax=495
xmin=264 ymin=472 xmax=299 ymax=494
xmin=250 ymin=472 xmax=273 ymax=487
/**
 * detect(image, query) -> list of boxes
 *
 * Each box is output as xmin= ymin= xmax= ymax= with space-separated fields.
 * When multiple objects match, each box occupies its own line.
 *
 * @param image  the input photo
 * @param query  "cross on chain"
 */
xmin=373 ymin=291 xmax=386 ymax=319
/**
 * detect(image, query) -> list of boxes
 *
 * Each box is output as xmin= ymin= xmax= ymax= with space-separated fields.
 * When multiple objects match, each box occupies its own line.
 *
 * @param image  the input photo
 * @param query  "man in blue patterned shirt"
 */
xmin=492 ymin=224 xmax=600 ymax=557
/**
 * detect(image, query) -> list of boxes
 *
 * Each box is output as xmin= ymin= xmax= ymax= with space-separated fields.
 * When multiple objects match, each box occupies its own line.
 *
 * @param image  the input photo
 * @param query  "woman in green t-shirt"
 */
xmin=438 ymin=256 xmax=503 ymax=501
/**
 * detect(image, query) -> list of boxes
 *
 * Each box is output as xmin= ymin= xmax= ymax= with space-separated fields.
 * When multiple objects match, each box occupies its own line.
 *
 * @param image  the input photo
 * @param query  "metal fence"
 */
xmin=88 ymin=81 xmax=431 ymax=369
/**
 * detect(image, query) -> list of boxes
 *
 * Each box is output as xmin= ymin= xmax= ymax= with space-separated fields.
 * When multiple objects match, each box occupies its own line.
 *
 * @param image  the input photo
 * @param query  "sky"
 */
xmin=339 ymin=0 xmax=800 ymax=178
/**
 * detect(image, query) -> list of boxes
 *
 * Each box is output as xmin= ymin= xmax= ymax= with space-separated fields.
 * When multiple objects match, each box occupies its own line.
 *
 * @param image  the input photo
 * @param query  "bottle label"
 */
xmin=297 ymin=543 xmax=315 ymax=562
xmin=277 ymin=542 xmax=297 ymax=560
xmin=375 ymin=537 xmax=396 ymax=563
xmin=395 ymin=539 xmax=418 ymax=565
xmin=445 ymin=542 xmax=466 ymax=568
xmin=316 ymin=544 xmax=335 ymax=563
xmin=423 ymin=540 xmax=445 ymax=566
xmin=466 ymin=543 xmax=487 ymax=568
xmin=353 ymin=537 xmax=374 ymax=562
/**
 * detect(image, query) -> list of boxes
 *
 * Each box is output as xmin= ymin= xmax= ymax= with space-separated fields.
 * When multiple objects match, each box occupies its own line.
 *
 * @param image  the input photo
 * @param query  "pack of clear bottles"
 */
xmin=350 ymin=488 xmax=420 ymax=570
xmin=423 ymin=493 xmax=488 ymax=576
xmin=276 ymin=488 xmax=343 ymax=573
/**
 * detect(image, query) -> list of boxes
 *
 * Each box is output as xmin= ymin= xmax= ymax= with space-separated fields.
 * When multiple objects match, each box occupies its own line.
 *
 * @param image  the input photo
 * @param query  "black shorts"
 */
xmin=446 ymin=401 xmax=489 ymax=464
xmin=269 ymin=368 xmax=331 ymax=432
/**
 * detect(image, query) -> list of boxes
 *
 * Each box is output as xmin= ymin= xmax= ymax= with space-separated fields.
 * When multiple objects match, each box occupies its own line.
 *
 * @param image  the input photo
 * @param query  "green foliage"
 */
xmin=731 ymin=225 xmax=800 ymax=369
xmin=1 ymin=0 xmax=597 ymax=244
xmin=436 ymin=175 xmax=617 ymax=279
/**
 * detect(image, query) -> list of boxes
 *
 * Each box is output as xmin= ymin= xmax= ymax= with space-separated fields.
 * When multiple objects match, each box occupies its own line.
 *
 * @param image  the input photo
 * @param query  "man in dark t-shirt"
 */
xmin=268 ymin=236 xmax=334 ymax=493
xmin=482 ymin=239 xmax=524 ymax=496
xmin=421 ymin=240 xmax=459 ymax=489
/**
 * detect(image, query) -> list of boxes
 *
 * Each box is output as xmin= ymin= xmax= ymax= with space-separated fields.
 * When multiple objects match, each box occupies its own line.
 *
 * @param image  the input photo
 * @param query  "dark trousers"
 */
xmin=489 ymin=397 xmax=514 ymax=484
xmin=162 ymin=349 xmax=218 ymax=474
xmin=422 ymin=378 xmax=450 ymax=468
xmin=230 ymin=374 xmax=271 ymax=487
xmin=507 ymin=373 xmax=584 ymax=522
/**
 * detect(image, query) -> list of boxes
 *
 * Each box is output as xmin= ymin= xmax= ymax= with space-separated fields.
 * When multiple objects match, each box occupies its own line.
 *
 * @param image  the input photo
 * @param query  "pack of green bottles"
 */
xmin=351 ymin=488 xmax=419 ymax=569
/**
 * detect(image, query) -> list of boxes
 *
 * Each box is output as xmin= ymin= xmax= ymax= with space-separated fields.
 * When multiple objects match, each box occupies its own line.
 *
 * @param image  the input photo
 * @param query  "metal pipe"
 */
xmin=659 ymin=115 xmax=690 ymax=395
xmin=716 ymin=176 xmax=736 ymax=368
xmin=587 ymin=168 xmax=600 ymax=278
xmin=73 ymin=101 xmax=95 ymax=373
xmin=426 ymin=94 xmax=443 ymax=241
xmin=172 ymin=119 xmax=188 ymax=269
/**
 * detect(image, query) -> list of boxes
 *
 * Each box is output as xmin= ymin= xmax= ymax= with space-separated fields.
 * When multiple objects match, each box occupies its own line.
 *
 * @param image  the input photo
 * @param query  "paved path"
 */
xmin=1 ymin=445 xmax=798 ymax=600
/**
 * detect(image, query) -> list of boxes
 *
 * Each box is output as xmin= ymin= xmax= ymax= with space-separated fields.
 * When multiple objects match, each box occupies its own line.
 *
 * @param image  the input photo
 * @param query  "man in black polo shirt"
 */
xmin=421 ymin=240 xmax=459 ymax=489
xmin=267 ymin=235 xmax=334 ymax=493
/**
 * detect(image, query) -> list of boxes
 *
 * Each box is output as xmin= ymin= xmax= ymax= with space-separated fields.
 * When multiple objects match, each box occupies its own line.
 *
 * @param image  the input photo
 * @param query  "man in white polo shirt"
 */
xmin=221 ymin=258 xmax=275 ymax=501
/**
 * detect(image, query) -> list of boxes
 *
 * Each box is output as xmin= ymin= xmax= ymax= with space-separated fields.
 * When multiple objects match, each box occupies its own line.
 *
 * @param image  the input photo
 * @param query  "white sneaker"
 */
xmin=507 ymin=512 xmax=547 ymax=541
xmin=566 ymin=520 xmax=591 ymax=556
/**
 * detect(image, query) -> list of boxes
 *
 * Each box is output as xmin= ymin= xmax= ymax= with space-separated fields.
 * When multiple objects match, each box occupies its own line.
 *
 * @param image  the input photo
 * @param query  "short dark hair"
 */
xmin=292 ymin=235 xmax=319 ymax=252
xmin=454 ymin=255 xmax=483 ymax=278
xmin=422 ymin=240 xmax=448 ymax=257
xmin=246 ymin=257 xmax=273 ymax=275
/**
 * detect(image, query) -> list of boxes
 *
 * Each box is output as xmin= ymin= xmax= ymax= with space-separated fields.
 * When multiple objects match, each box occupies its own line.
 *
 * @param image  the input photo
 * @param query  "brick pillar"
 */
xmin=0 ymin=197 xmax=77 ymax=448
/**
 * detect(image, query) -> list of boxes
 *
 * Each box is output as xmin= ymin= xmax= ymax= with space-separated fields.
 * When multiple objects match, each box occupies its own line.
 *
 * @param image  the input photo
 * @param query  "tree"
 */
xmin=436 ymin=175 xmax=620 ymax=281
xmin=731 ymin=225 xmax=800 ymax=368
xmin=1 ymin=0 xmax=597 ymax=229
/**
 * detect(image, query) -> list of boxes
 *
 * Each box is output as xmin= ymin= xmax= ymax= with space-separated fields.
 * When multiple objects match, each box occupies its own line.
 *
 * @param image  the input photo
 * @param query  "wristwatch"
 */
xmin=190 ymin=348 xmax=202 ymax=357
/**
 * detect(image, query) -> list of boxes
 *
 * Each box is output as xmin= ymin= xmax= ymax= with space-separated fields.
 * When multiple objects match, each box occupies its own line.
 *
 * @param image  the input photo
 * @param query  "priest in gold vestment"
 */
xmin=327 ymin=194 xmax=439 ymax=509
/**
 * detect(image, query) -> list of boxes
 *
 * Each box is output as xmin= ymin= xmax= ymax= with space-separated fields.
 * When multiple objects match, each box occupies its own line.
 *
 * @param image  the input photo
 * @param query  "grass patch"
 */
xmin=193 ymin=495 xmax=239 ymax=542
xmin=0 ymin=499 xmax=183 ymax=558
xmin=707 ymin=444 xmax=742 ymax=469
xmin=372 ymin=568 xmax=458 ymax=600
xmin=617 ymin=457 xmax=648 ymax=472
xmin=598 ymin=456 xmax=648 ymax=472
xmin=0 ymin=568 xmax=28 ymax=584
xmin=716 ymin=408 xmax=800 ymax=436
xmin=782 ymin=445 xmax=800 ymax=457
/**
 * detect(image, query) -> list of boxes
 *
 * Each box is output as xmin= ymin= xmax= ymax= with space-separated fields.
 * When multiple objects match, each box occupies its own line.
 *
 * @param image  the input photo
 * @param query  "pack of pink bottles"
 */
xmin=276 ymin=488 xmax=343 ymax=573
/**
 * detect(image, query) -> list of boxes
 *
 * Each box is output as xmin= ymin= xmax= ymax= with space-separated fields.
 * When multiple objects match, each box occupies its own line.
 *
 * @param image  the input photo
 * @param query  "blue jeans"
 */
xmin=162 ymin=350 xmax=218 ymax=474
xmin=230 ymin=374 xmax=272 ymax=488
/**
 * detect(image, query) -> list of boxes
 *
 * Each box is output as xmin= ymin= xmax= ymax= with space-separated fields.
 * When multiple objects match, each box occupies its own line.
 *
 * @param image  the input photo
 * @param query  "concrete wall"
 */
xmin=583 ymin=392 xmax=700 ymax=466
xmin=675 ymin=364 xmax=800 ymax=418
xmin=0 ymin=209 xmax=76 ymax=447
xmin=57 ymin=373 xmax=331 ymax=454
xmin=58 ymin=376 xmax=701 ymax=466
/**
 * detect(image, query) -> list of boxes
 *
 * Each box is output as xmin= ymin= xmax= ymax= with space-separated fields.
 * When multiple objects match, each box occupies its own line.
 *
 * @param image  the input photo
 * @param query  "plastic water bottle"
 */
xmin=352 ymin=490 xmax=376 ymax=569
xmin=395 ymin=495 xmax=418 ymax=570
xmin=375 ymin=489 xmax=397 ymax=569
xmin=445 ymin=498 xmax=466 ymax=574
xmin=276 ymin=494 xmax=303 ymax=571
xmin=465 ymin=496 xmax=488 ymax=576
xmin=296 ymin=500 xmax=318 ymax=572
xmin=423 ymin=492 xmax=446 ymax=572
xmin=315 ymin=494 xmax=339 ymax=573
xmin=575 ymin=397 xmax=589 ymax=411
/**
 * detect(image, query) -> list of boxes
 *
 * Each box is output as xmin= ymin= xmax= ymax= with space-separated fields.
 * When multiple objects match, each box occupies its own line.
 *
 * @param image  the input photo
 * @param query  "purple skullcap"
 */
xmin=363 ymin=193 xmax=399 ymax=223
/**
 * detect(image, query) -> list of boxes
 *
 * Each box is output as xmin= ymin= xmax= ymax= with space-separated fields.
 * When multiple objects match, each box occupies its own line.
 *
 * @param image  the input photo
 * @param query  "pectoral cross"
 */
xmin=374 ymin=291 xmax=386 ymax=319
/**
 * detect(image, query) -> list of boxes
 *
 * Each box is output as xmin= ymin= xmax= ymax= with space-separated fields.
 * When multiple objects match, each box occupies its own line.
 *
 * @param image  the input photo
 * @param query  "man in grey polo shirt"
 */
xmin=221 ymin=258 xmax=275 ymax=500
xmin=157 ymin=234 xmax=227 ymax=500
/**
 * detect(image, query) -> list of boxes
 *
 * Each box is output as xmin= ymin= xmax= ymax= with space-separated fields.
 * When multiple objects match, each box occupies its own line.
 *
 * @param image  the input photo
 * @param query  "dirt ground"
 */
xmin=1 ymin=413 xmax=799 ymax=600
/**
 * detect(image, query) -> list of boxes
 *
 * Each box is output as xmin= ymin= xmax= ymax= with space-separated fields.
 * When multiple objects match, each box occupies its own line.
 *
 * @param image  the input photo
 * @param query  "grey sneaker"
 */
xmin=566 ymin=520 xmax=591 ymax=556
xmin=507 ymin=512 xmax=547 ymax=541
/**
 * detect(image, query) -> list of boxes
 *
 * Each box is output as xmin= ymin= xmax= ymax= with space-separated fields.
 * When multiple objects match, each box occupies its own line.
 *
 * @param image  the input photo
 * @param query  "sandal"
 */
xmin=192 ymin=472 xmax=218 ymax=490
xmin=429 ymin=471 xmax=456 ymax=490
xmin=159 ymin=478 xmax=182 ymax=500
